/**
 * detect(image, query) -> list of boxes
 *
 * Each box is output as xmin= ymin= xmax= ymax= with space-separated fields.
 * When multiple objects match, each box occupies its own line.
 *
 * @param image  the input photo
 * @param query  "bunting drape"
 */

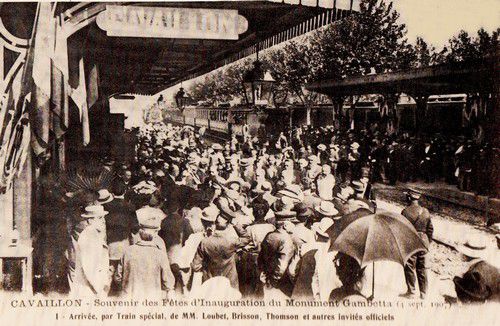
xmin=0 ymin=2 xmax=98 ymax=191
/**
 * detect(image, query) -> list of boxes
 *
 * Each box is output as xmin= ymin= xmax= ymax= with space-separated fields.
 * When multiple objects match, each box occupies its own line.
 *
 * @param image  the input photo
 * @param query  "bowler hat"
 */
xmin=453 ymin=271 xmax=492 ymax=302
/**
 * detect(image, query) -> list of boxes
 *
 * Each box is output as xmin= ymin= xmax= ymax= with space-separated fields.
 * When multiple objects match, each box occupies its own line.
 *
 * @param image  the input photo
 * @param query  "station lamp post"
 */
xmin=242 ymin=60 xmax=275 ymax=108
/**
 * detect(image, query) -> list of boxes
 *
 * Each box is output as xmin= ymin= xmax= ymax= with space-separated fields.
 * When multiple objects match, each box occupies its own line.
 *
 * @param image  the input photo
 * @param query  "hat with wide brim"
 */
xmin=277 ymin=188 xmax=302 ymax=204
xmin=240 ymin=158 xmax=252 ymax=167
xmin=97 ymin=189 xmax=114 ymax=204
xmin=81 ymin=205 xmax=109 ymax=219
xmin=351 ymin=181 xmax=365 ymax=193
xmin=201 ymin=205 xmax=219 ymax=223
xmin=215 ymin=197 xmax=238 ymax=221
xmin=314 ymin=201 xmax=339 ymax=217
xmin=136 ymin=206 xmax=166 ymax=230
xmin=313 ymin=218 xmax=334 ymax=238
xmin=274 ymin=209 xmax=299 ymax=222
xmin=405 ymin=189 xmax=422 ymax=200
xmin=456 ymin=233 xmax=491 ymax=259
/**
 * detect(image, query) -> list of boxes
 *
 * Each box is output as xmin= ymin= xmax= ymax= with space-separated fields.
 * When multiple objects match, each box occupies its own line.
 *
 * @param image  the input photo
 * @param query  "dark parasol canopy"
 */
xmin=326 ymin=210 xmax=428 ymax=268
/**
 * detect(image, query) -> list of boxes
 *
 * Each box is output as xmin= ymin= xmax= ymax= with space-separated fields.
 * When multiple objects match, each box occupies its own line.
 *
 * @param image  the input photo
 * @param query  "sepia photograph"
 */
xmin=0 ymin=0 xmax=498 ymax=325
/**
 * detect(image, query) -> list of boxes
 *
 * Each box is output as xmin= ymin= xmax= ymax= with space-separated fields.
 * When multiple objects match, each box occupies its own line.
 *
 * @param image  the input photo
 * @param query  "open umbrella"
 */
xmin=326 ymin=209 xmax=428 ymax=297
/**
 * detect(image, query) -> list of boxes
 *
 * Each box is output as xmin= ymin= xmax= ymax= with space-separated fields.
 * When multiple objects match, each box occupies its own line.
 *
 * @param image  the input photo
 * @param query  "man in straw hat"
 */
xmin=315 ymin=164 xmax=336 ymax=202
xmin=191 ymin=197 xmax=250 ymax=290
xmin=115 ymin=206 xmax=174 ymax=299
xmin=401 ymin=190 xmax=433 ymax=300
xmin=69 ymin=205 xmax=110 ymax=297
xmin=292 ymin=218 xmax=341 ymax=301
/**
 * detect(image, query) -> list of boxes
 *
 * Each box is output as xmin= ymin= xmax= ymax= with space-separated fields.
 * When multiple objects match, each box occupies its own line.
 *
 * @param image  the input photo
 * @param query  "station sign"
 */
xmin=96 ymin=5 xmax=248 ymax=40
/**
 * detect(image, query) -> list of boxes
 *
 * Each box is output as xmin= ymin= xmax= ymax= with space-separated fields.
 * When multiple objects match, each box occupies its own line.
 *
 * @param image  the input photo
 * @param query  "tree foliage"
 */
xmin=185 ymin=0 xmax=498 ymax=106
xmin=435 ymin=28 xmax=499 ymax=64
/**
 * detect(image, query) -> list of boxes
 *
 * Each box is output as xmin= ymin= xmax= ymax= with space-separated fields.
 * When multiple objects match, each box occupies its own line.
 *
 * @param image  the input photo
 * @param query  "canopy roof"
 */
xmin=57 ymin=1 xmax=357 ymax=96
xmin=307 ymin=56 xmax=498 ymax=97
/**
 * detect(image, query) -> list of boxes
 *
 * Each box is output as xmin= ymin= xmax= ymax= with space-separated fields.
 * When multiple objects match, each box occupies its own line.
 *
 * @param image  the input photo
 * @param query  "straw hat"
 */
xmin=201 ymin=205 xmax=219 ymax=223
xmin=313 ymin=218 xmax=334 ymax=238
xmin=457 ymin=234 xmax=490 ymax=259
xmin=317 ymin=144 xmax=327 ymax=151
xmin=81 ymin=205 xmax=108 ymax=219
xmin=405 ymin=189 xmax=422 ymax=200
xmin=314 ymin=201 xmax=339 ymax=217
xmin=97 ymin=189 xmax=114 ymax=204
xmin=212 ymin=143 xmax=223 ymax=151
xmin=274 ymin=208 xmax=298 ymax=222
xmin=136 ymin=206 xmax=166 ymax=230
xmin=277 ymin=188 xmax=302 ymax=204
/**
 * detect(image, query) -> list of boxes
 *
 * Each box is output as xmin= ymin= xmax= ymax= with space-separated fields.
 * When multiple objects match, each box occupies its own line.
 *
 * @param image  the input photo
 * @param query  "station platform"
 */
xmin=374 ymin=181 xmax=500 ymax=228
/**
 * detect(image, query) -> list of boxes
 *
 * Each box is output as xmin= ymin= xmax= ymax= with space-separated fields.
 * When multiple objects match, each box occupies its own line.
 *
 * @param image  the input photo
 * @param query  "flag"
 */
xmin=30 ymin=2 xmax=56 ymax=158
xmin=69 ymin=57 xmax=90 ymax=145
xmin=86 ymin=61 xmax=99 ymax=109
xmin=50 ymin=16 xmax=69 ymax=139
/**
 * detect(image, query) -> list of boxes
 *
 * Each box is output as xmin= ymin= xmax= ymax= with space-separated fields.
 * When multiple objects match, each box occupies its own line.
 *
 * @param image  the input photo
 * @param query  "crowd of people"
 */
xmin=32 ymin=122 xmax=498 ymax=304
xmin=283 ymin=125 xmax=493 ymax=195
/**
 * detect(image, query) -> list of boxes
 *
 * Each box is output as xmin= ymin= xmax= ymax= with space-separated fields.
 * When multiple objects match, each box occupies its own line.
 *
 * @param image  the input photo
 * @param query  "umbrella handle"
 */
xmin=371 ymin=261 xmax=375 ymax=300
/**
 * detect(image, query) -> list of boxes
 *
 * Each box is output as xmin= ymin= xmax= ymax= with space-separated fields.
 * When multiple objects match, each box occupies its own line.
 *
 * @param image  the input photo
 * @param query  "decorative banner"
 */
xmin=96 ymin=5 xmax=248 ymax=40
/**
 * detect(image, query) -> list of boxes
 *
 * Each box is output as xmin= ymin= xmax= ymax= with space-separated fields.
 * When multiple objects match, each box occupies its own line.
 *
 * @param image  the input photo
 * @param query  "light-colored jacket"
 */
xmin=69 ymin=223 xmax=110 ymax=297
xmin=117 ymin=239 xmax=175 ymax=299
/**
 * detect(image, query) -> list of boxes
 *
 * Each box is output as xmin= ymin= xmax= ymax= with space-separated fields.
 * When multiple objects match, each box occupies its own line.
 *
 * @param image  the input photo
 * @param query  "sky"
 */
xmin=394 ymin=0 xmax=499 ymax=48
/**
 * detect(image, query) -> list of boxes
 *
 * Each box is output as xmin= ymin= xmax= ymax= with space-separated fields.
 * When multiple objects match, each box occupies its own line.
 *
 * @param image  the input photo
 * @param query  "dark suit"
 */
xmin=104 ymin=198 xmax=137 ymax=260
xmin=104 ymin=198 xmax=137 ymax=294
xmin=402 ymin=204 xmax=433 ymax=298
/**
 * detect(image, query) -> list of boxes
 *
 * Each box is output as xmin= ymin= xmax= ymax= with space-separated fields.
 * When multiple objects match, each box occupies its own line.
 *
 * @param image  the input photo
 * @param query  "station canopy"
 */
xmin=47 ymin=1 xmax=360 ymax=97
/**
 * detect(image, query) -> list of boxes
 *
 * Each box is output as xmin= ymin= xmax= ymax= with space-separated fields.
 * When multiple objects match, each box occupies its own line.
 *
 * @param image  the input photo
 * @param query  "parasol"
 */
xmin=326 ymin=209 xmax=428 ymax=298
